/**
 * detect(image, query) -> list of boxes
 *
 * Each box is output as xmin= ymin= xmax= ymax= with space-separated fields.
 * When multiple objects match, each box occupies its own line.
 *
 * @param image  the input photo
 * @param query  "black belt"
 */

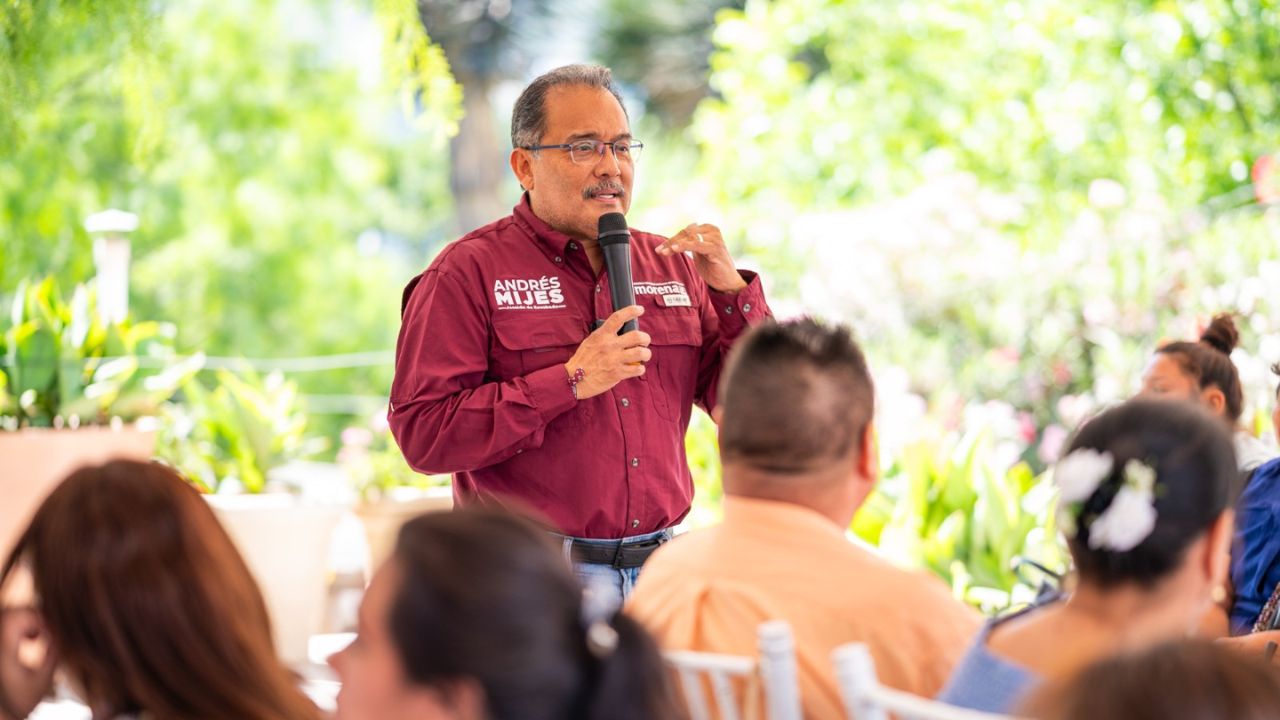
xmin=559 ymin=533 xmax=671 ymax=569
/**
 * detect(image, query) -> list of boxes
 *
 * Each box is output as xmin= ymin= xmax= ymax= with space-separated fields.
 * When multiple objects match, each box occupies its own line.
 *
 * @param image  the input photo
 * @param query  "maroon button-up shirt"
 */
xmin=389 ymin=197 xmax=771 ymax=538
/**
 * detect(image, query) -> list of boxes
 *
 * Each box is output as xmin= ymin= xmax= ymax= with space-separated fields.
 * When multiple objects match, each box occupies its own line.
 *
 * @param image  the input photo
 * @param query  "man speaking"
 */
xmin=389 ymin=64 xmax=770 ymax=602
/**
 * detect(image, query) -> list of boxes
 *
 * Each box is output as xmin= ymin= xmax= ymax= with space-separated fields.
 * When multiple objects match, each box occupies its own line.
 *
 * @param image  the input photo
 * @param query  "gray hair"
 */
xmin=510 ymin=64 xmax=629 ymax=149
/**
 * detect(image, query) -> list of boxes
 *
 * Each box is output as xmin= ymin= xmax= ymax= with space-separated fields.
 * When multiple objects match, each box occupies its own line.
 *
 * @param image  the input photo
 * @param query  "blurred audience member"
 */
xmin=1022 ymin=640 xmax=1280 ymax=720
xmin=628 ymin=318 xmax=980 ymax=718
xmin=1140 ymin=313 xmax=1273 ymax=473
xmin=0 ymin=460 xmax=320 ymax=720
xmin=939 ymin=398 xmax=1241 ymax=712
xmin=329 ymin=507 xmax=679 ymax=720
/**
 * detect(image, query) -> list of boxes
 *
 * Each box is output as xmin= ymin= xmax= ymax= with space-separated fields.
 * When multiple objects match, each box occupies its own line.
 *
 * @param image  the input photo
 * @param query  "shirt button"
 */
xmin=595 ymin=284 xmax=602 ymax=293
xmin=568 ymin=242 xmax=578 ymax=250
xmin=724 ymin=306 xmax=734 ymax=314
xmin=621 ymin=398 xmax=630 ymax=407
xmin=631 ymin=457 xmax=640 ymax=467
xmin=743 ymin=303 xmax=752 ymax=312
xmin=554 ymin=256 xmax=563 ymax=264
xmin=632 ymin=519 xmax=640 ymax=529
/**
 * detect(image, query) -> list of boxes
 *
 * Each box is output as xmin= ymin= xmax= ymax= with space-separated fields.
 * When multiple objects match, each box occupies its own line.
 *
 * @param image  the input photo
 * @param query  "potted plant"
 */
xmin=0 ymin=276 xmax=200 ymax=555
xmin=339 ymin=409 xmax=452 ymax=571
xmin=157 ymin=368 xmax=344 ymax=664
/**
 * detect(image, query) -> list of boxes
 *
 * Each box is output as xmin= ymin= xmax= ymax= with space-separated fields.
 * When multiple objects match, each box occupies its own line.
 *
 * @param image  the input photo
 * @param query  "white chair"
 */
xmin=832 ymin=643 xmax=1014 ymax=720
xmin=663 ymin=619 xmax=803 ymax=720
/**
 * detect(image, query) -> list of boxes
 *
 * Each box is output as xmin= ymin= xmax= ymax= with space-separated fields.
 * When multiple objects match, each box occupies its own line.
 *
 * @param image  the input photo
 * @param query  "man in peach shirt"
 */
xmin=627 ymin=318 xmax=980 ymax=718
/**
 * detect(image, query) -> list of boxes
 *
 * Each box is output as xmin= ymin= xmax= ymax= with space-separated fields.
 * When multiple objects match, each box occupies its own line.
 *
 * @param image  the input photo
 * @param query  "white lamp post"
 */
xmin=84 ymin=209 xmax=139 ymax=325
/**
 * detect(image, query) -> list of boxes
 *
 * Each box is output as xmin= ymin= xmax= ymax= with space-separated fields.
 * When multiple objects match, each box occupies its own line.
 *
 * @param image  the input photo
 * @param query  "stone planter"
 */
xmin=0 ymin=426 xmax=155 ymax=557
xmin=354 ymin=486 xmax=453 ymax=572
xmin=205 ymin=494 xmax=344 ymax=664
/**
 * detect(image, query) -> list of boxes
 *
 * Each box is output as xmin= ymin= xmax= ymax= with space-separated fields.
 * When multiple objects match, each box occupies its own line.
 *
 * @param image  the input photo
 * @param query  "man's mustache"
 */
xmin=583 ymin=183 xmax=626 ymax=200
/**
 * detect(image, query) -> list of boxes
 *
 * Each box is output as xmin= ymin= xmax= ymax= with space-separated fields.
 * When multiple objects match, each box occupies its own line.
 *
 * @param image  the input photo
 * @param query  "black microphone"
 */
xmin=597 ymin=212 xmax=638 ymax=334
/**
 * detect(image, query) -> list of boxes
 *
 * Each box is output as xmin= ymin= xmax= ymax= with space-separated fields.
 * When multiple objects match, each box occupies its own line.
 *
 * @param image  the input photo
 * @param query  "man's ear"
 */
xmin=510 ymin=148 xmax=534 ymax=192
xmin=1201 ymin=386 xmax=1227 ymax=417
xmin=856 ymin=422 xmax=879 ymax=485
xmin=711 ymin=406 xmax=724 ymax=425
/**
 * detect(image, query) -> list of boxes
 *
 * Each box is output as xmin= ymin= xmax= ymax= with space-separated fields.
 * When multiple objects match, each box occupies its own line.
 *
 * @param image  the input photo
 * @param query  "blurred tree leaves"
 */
xmin=697 ymin=0 xmax=1280 ymax=220
xmin=416 ymin=0 xmax=555 ymax=231
xmin=1 ymin=0 xmax=460 ymax=405
xmin=596 ymin=0 xmax=744 ymax=128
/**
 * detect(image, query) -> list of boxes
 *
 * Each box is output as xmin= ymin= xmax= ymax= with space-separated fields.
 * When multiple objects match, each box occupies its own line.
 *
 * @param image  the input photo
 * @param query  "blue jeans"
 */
xmin=562 ymin=529 xmax=673 ymax=609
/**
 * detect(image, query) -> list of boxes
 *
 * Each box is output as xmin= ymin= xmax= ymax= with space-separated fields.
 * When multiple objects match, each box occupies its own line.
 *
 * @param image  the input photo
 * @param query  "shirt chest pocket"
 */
xmin=490 ymin=314 xmax=587 ymax=380
xmin=641 ymin=307 xmax=704 ymax=423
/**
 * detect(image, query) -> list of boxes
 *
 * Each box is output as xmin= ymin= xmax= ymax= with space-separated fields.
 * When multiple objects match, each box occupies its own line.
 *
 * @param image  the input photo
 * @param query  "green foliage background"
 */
xmin=6 ymin=0 xmax=1280 ymax=608
xmin=2 ymin=0 xmax=459 ymax=426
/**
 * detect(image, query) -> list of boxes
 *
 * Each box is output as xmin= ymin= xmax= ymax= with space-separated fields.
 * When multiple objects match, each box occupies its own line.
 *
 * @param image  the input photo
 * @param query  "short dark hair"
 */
xmin=388 ymin=508 xmax=677 ymax=720
xmin=1026 ymin=640 xmax=1280 ymax=720
xmin=1062 ymin=398 xmax=1240 ymax=588
xmin=510 ymin=64 xmax=628 ymax=149
xmin=717 ymin=318 xmax=875 ymax=473
xmin=1155 ymin=313 xmax=1245 ymax=422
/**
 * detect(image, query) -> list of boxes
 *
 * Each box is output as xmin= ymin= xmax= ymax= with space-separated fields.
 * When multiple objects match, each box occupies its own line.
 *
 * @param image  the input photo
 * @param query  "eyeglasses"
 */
xmin=523 ymin=139 xmax=644 ymax=165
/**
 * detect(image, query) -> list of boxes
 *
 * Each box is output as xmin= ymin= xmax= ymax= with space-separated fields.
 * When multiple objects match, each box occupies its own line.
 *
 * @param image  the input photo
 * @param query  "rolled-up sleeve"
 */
xmin=389 ymin=267 xmax=577 ymax=474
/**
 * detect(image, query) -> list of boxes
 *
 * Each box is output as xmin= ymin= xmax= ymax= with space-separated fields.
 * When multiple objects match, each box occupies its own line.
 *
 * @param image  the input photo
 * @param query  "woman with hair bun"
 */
xmin=1139 ymin=313 xmax=1275 ymax=473
xmin=937 ymin=398 xmax=1241 ymax=713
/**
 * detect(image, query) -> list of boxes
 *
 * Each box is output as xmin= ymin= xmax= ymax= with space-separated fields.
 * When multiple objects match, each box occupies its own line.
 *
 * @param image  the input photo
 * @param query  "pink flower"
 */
xmin=1038 ymin=424 xmax=1069 ymax=465
xmin=342 ymin=427 xmax=374 ymax=448
xmin=1018 ymin=412 xmax=1038 ymax=444
xmin=1254 ymin=154 xmax=1279 ymax=204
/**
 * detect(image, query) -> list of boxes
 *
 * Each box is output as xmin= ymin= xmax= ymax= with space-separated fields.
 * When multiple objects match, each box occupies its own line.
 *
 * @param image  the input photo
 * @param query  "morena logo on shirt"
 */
xmin=493 ymin=276 xmax=566 ymax=310
xmin=635 ymin=281 xmax=692 ymax=307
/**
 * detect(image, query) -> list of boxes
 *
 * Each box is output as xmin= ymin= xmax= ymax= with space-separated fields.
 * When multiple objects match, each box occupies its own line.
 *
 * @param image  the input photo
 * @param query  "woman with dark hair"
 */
xmin=937 ymin=398 xmax=1242 ymax=713
xmin=1022 ymin=640 xmax=1280 ymax=720
xmin=329 ymin=507 xmax=680 ymax=720
xmin=0 ymin=460 xmax=321 ymax=720
xmin=1139 ymin=313 xmax=1274 ymax=472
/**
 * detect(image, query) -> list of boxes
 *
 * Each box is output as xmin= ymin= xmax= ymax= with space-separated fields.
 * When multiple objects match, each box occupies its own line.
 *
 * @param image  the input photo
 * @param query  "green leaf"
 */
xmin=9 ymin=320 xmax=58 ymax=413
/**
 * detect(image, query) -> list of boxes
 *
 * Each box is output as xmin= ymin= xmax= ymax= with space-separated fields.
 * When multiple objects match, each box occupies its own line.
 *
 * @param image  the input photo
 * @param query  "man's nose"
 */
xmin=593 ymin=145 xmax=622 ymax=176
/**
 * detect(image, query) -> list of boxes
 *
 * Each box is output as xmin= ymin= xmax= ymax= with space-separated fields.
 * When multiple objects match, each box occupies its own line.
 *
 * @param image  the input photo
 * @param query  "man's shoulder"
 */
xmin=428 ymin=214 xmax=529 ymax=273
xmin=629 ymin=228 xmax=668 ymax=248
xmin=399 ymin=215 xmax=530 ymax=314
xmin=640 ymin=526 xmax=725 ymax=572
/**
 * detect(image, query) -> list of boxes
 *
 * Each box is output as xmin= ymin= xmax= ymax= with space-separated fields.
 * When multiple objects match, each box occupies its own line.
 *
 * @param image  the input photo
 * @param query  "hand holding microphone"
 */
xmin=562 ymin=212 xmax=650 ymax=401
xmin=563 ymin=306 xmax=651 ymax=400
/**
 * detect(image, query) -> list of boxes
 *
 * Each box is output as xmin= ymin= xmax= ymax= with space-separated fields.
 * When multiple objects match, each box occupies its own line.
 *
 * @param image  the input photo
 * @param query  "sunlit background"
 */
xmin=5 ymin=0 xmax=1280 ymax=614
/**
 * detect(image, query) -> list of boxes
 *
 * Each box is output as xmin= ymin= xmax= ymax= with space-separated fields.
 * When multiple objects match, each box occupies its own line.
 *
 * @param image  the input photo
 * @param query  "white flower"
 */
xmin=1087 ymin=485 xmax=1158 ymax=552
xmin=1055 ymin=448 xmax=1114 ymax=504
xmin=1124 ymin=459 xmax=1156 ymax=496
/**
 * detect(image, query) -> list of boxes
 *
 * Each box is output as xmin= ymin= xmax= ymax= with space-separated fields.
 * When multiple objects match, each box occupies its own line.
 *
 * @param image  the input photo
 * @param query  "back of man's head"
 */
xmin=718 ymin=318 xmax=875 ymax=487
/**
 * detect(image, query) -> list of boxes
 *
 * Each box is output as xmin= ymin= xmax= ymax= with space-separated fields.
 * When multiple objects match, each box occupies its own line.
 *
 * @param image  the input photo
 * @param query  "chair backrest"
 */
xmin=832 ymin=643 xmax=1015 ymax=720
xmin=663 ymin=620 xmax=803 ymax=720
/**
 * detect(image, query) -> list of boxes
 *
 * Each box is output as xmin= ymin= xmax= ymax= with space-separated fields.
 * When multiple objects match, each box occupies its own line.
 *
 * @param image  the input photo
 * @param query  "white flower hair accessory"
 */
xmin=1054 ymin=448 xmax=1114 ymax=504
xmin=1055 ymin=449 xmax=1160 ymax=553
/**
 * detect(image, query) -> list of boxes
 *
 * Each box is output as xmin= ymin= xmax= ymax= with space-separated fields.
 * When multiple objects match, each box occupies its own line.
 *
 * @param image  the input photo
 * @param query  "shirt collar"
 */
xmin=512 ymin=193 xmax=579 ymax=257
xmin=721 ymin=494 xmax=848 ymax=541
